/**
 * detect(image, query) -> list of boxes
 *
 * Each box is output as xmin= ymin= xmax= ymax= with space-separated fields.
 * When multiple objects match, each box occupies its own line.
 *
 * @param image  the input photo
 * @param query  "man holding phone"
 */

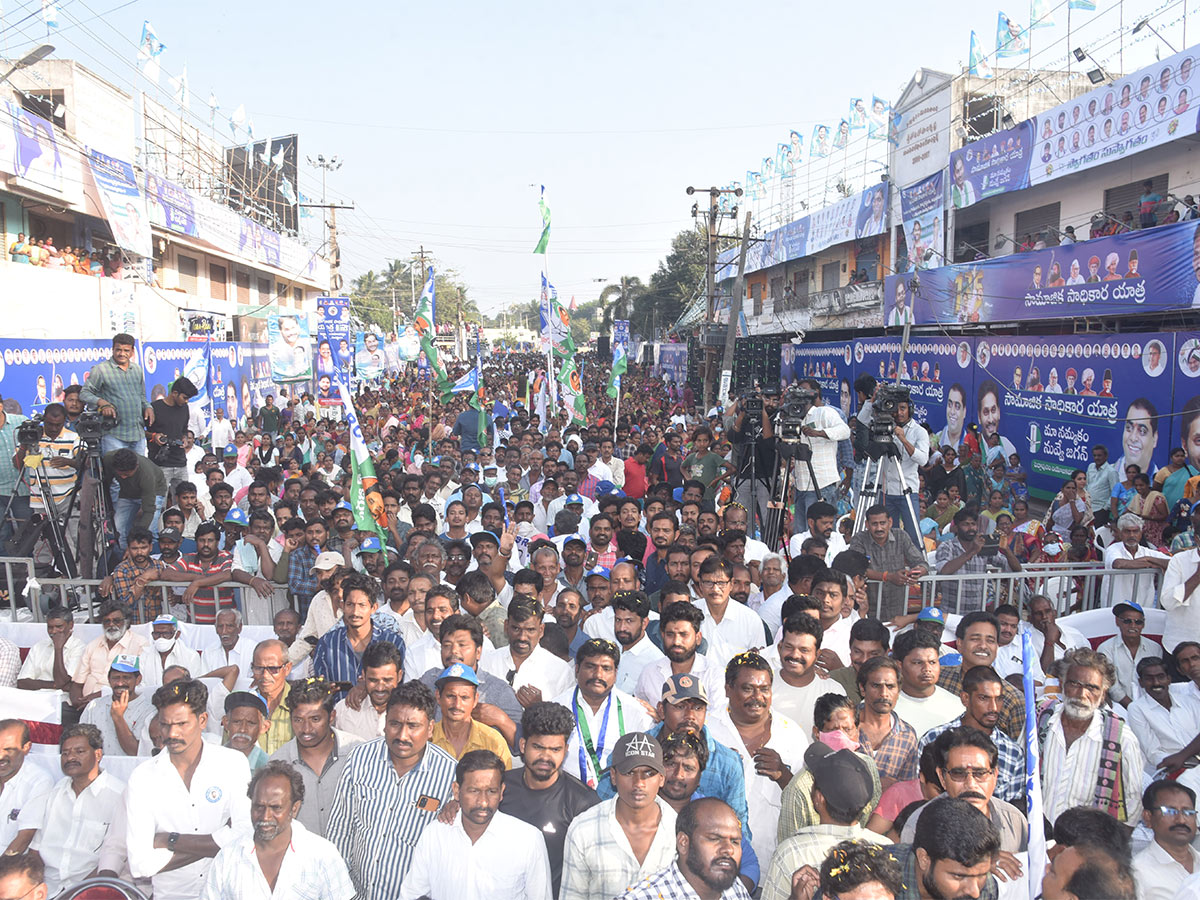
xmin=935 ymin=508 xmax=1021 ymax=613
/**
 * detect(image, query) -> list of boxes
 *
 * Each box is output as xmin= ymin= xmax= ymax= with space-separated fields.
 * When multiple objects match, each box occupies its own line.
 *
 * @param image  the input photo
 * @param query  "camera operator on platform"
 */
xmin=884 ymin=396 xmax=928 ymax=546
xmin=790 ymin=378 xmax=850 ymax=525
xmin=15 ymin=403 xmax=82 ymax=518
xmin=728 ymin=388 xmax=778 ymax=531
xmin=147 ymin=377 xmax=198 ymax=499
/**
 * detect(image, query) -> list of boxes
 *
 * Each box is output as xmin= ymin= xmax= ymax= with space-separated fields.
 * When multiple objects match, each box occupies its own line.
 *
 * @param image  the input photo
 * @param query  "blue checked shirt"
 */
xmin=619 ymin=860 xmax=753 ymax=900
xmin=918 ymin=714 xmax=1025 ymax=804
xmin=313 ymin=621 xmax=406 ymax=700
xmin=287 ymin=545 xmax=321 ymax=613
xmin=326 ymin=738 xmax=457 ymax=900
xmin=0 ymin=414 xmax=27 ymax=496
xmin=80 ymin=357 xmax=151 ymax=441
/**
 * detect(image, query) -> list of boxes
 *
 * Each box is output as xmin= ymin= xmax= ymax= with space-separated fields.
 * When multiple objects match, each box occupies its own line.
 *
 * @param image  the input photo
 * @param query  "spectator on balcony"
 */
xmin=1139 ymin=181 xmax=1163 ymax=228
xmin=1061 ymin=225 xmax=1077 ymax=245
xmin=7 ymin=232 xmax=31 ymax=263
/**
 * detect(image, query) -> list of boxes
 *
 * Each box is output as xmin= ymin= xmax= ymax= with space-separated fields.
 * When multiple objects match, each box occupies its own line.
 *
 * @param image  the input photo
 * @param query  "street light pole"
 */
xmin=0 ymin=44 xmax=54 ymax=90
xmin=306 ymin=153 xmax=342 ymax=250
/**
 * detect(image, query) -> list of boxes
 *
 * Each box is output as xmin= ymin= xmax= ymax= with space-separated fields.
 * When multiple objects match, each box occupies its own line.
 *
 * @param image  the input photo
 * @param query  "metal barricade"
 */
xmin=871 ymin=562 xmax=1165 ymax=618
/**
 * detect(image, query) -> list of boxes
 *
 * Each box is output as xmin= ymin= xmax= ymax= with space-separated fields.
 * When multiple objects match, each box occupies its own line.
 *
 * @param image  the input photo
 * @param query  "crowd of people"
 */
xmin=0 ymin=334 xmax=1197 ymax=900
xmin=7 ymin=233 xmax=130 ymax=277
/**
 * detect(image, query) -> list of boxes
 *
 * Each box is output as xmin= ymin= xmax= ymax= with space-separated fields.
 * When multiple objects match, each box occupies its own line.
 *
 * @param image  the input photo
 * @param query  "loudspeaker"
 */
xmin=596 ymin=335 xmax=610 ymax=359
xmin=732 ymin=337 xmax=782 ymax=394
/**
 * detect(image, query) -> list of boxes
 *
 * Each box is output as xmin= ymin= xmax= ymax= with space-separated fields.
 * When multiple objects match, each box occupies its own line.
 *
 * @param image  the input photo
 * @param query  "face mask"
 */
xmin=484 ymin=476 xmax=498 ymax=488
xmin=818 ymin=729 xmax=860 ymax=752
xmin=153 ymin=636 xmax=177 ymax=653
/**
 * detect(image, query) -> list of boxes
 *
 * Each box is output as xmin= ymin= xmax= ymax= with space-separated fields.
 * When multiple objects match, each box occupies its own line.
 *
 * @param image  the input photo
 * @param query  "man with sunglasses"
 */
xmin=1096 ymin=602 xmax=1163 ymax=709
xmin=1133 ymin=780 xmax=1200 ymax=900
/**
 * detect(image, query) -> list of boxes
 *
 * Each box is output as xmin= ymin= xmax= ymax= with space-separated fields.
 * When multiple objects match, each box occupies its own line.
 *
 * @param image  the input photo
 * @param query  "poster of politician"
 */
xmin=268 ymin=312 xmax=313 ymax=383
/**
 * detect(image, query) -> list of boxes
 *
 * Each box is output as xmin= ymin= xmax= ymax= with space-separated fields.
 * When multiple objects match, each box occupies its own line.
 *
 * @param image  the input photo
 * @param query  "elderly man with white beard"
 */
xmin=1038 ymin=647 xmax=1146 ymax=826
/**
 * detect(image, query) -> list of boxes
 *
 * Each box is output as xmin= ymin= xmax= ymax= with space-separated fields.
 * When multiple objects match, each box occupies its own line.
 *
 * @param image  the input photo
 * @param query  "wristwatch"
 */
xmin=167 ymin=832 xmax=180 ymax=851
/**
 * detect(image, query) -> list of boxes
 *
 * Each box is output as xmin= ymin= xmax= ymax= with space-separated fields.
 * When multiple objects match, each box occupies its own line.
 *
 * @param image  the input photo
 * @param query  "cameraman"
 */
xmin=728 ymin=388 xmax=777 ymax=531
xmin=16 ymin=404 xmax=82 ymax=520
xmin=791 ymin=378 xmax=850 ymax=525
xmin=885 ymin=397 xmax=929 ymax=547
xmin=851 ymin=374 xmax=877 ymax=504
xmin=147 ymin=376 xmax=197 ymax=498
xmin=102 ymin=448 xmax=167 ymax=552
xmin=62 ymin=384 xmax=84 ymax=429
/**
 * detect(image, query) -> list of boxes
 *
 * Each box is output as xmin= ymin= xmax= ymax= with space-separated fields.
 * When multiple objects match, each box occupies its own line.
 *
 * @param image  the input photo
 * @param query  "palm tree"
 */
xmin=598 ymin=276 xmax=645 ymax=332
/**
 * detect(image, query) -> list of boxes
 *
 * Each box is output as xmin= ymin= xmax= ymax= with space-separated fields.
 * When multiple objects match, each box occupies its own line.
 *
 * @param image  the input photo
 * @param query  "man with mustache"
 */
xmin=481 ymin=597 xmax=574 ymax=707
xmin=69 ymin=602 xmax=149 ymax=707
xmin=857 ymin=656 xmax=918 ymax=791
xmin=327 ymin=681 xmax=456 ymax=900
xmin=125 ymin=678 xmax=252 ymax=900
xmin=1038 ymin=648 xmax=1145 ymax=825
xmin=553 ymin=638 xmax=652 ymax=788
xmin=621 ymin=796 xmax=752 ymax=900
xmin=79 ymin=653 xmax=154 ymax=756
xmin=561 ymin=732 xmax=677 ymax=900
xmin=900 ymin=728 xmax=1028 ymax=887
xmin=403 ymin=749 xmax=553 ymax=899
xmin=761 ymin=740 xmax=886 ymax=900
xmin=5 ymin=724 xmax=124 ymax=895
xmin=201 ymin=760 xmax=353 ymax=900
xmin=499 ymin=702 xmax=600 ymax=898
xmin=430 ymin=663 xmax=512 ymax=766
xmin=1131 ymin=780 xmax=1200 ymax=900
xmin=613 ymin=590 xmax=666 ymax=694
xmin=220 ymin=691 xmax=269 ymax=771
xmin=1129 ymin=654 xmax=1200 ymax=777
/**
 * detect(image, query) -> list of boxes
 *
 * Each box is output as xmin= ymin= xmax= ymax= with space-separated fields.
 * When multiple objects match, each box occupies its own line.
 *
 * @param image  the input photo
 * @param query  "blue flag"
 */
xmin=1022 ymin=630 xmax=1048 ymax=900
xmin=969 ymin=31 xmax=994 ymax=78
xmin=996 ymin=12 xmax=1029 ymax=58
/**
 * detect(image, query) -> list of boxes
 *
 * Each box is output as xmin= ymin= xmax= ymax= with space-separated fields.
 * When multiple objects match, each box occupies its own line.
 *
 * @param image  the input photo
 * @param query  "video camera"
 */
xmin=869 ymin=383 xmax=911 ymax=442
xmin=777 ymin=384 xmax=818 ymax=443
xmin=17 ymin=416 xmax=42 ymax=451
xmin=75 ymin=410 xmax=111 ymax=444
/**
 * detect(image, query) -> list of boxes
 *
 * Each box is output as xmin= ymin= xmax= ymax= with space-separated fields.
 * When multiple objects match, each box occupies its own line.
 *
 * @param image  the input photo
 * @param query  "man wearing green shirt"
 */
xmin=81 ymin=333 xmax=153 ymax=456
xmin=103 ymin=449 xmax=166 ymax=551
xmin=256 ymin=394 xmax=281 ymax=437
xmin=681 ymin=427 xmax=732 ymax=502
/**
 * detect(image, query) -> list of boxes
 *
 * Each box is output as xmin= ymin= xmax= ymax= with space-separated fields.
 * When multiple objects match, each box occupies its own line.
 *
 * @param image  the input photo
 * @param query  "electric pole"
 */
xmin=719 ymin=211 xmax=753 ymax=403
xmin=687 ymin=184 xmax=743 ymax=408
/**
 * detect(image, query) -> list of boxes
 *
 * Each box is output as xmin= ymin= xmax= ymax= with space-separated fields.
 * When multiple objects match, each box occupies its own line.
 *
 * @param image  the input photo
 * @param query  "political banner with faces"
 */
xmin=780 ymin=342 xmax=858 ymax=421
xmin=899 ymin=172 xmax=945 ymax=270
xmin=659 ymin=344 xmax=688 ymax=384
xmin=969 ymin=334 xmax=1177 ymax=498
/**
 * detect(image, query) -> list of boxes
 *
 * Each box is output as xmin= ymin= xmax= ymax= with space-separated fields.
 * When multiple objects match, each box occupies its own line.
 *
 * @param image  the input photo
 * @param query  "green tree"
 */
xmin=598 ymin=276 xmax=646 ymax=334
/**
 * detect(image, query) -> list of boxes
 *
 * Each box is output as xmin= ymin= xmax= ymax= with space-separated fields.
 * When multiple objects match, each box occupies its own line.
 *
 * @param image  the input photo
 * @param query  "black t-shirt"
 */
xmin=730 ymin=418 xmax=775 ymax=482
xmin=498 ymin=768 xmax=599 ymax=896
xmin=148 ymin=399 xmax=189 ymax=467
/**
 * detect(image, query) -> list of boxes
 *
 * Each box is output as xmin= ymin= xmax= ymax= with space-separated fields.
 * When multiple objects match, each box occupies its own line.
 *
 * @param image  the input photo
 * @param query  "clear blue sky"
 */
xmin=2 ymin=0 xmax=1180 ymax=316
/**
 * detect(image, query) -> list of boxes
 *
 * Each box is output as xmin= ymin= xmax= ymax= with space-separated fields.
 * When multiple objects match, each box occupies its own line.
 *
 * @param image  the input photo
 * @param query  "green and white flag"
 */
xmin=606 ymin=341 xmax=627 ymax=399
xmin=558 ymin=357 xmax=586 ymax=426
xmin=533 ymin=185 xmax=551 ymax=254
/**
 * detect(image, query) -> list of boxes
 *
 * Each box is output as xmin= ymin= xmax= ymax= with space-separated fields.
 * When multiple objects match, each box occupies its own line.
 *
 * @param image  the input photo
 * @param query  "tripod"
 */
xmin=70 ymin=440 xmax=118 ymax=582
xmin=24 ymin=456 xmax=79 ymax=581
xmin=763 ymin=439 xmax=820 ymax=553
xmin=851 ymin=432 xmax=921 ymax=542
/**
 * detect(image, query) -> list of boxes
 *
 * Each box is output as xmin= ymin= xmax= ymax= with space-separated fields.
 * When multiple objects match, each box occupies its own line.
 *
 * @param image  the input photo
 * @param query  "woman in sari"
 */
xmin=1155 ymin=446 xmax=1199 ymax=514
xmin=1126 ymin=472 xmax=1169 ymax=548
xmin=980 ymin=489 xmax=1013 ymax=534
xmin=1110 ymin=463 xmax=1141 ymax=521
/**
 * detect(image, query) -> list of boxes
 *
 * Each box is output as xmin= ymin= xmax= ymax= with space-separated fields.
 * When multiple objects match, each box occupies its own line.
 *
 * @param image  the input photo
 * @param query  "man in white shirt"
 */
xmin=1102 ymin=513 xmax=1168 ymax=608
xmin=0 ymin=721 xmax=53 ymax=853
xmin=790 ymin=379 xmax=851 ymax=526
xmin=79 ymin=653 xmax=156 ymax=757
xmin=634 ymin=600 xmax=725 ymax=706
xmin=480 ymin=597 xmax=574 ymax=706
xmin=208 ymin=408 xmax=234 ymax=454
xmin=1027 ymin=595 xmax=1091 ymax=676
xmin=891 ymin=630 xmax=962 ymax=740
xmin=15 ymin=606 xmax=84 ymax=691
xmin=138 ymin=613 xmax=203 ymax=688
xmin=1132 ymin=780 xmax=1200 ymax=900
xmin=612 ymin=591 xmax=666 ymax=694
xmin=402 ymin=749 xmax=552 ymax=900
xmin=1095 ymin=602 xmax=1163 ymax=707
xmin=551 ymin=639 xmax=652 ymax=789
xmin=333 ymin=641 xmax=402 ymax=741
xmin=12 ymin=723 xmax=126 ymax=895
xmin=992 ymin=604 xmax=1042 ymax=688
xmin=219 ymin=445 xmax=253 ymax=495
xmin=762 ymin=614 xmax=846 ymax=735
xmin=694 ymin=556 xmax=767 ymax=662
xmin=201 ymin=759 xmax=354 ymax=900
xmin=125 ymin=678 xmax=253 ymax=900
xmin=1128 ymin=656 xmax=1200 ymax=776
xmin=884 ymin=397 xmax=930 ymax=546
xmin=200 ymin=608 xmax=256 ymax=691
xmin=787 ymin=501 xmax=847 ymax=564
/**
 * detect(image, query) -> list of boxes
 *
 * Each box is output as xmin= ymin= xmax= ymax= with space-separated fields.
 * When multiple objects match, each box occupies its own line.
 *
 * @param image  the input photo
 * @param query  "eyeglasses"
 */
xmin=251 ymin=664 xmax=287 ymax=675
xmin=944 ymin=766 xmax=995 ymax=782
xmin=1119 ymin=617 xmax=1145 ymax=625
xmin=1156 ymin=806 xmax=1199 ymax=818
xmin=700 ymin=580 xmax=730 ymax=588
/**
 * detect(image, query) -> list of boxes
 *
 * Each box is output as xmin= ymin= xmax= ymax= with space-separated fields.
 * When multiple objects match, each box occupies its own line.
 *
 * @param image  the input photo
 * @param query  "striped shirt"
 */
xmin=326 ymin=738 xmax=457 ymax=900
xmin=0 ymin=414 xmax=28 ymax=496
xmin=619 ymin=861 xmax=752 ymax=899
xmin=1040 ymin=703 xmax=1146 ymax=825
xmin=560 ymin=797 xmax=678 ymax=900
xmin=25 ymin=429 xmax=80 ymax=508
xmin=918 ymin=714 xmax=1025 ymax=804
xmin=171 ymin=551 xmax=234 ymax=624
xmin=762 ymin=824 xmax=889 ymax=900
xmin=80 ymin=357 xmax=151 ymax=441
xmin=313 ymin=622 xmax=406 ymax=701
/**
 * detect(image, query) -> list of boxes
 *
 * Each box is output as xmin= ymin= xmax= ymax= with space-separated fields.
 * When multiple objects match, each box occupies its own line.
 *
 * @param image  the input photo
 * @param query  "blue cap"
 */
xmin=223 ymin=507 xmax=249 ymax=526
xmin=672 ymin=487 xmax=684 ymax=502
xmin=940 ymin=652 xmax=964 ymax=667
xmin=359 ymin=535 xmax=382 ymax=553
xmin=110 ymin=653 xmax=140 ymax=673
xmin=564 ymin=493 xmax=585 ymax=505
xmin=596 ymin=480 xmax=615 ymax=495
xmin=585 ymin=566 xmax=611 ymax=580
xmin=465 ymin=463 xmax=481 ymax=473
xmin=224 ymin=443 xmax=237 ymax=455
xmin=152 ymin=613 xmax=179 ymax=628
xmin=336 ymin=500 xmax=353 ymax=512
xmin=917 ymin=606 xmax=945 ymax=623
xmin=224 ymin=690 xmax=270 ymax=717
xmin=1114 ymin=601 xmax=1144 ymax=617
xmin=431 ymin=455 xmax=443 ymax=464
xmin=469 ymin=530 xmax=500 ymax=548
xmin=436 ymin=662 xmax=480 ymax=688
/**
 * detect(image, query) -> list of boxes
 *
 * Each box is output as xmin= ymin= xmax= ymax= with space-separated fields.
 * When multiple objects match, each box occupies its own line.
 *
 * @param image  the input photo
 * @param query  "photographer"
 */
xmin=790 ymin=378 xmax=850 ymax=525
xmin=728 ymin=388 xmax=777 ymax=530
xmin=147 ymin=376 xmax=197 ymax=498
xmin=16 ymin=404 xmax=82 ymax=520
xmin=79 ymin=332 xmax=153 ymax=455
xmin=884 ymin=396 xmax=929 ymax=546
xmin=0 ymin=403 xmax=30 ymax=547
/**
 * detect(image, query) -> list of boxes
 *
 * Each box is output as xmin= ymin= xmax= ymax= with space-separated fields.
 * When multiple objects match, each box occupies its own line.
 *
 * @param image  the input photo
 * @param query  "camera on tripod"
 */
xmin=17 ymin=416 xmax=43 ymax=450
xmin=75 ymin=410 xmax=110 ymax=443
xmin=869 ymin=384 xmax=911 ymax=441
xmin=777 ymin=384 xmax=818 ymax=443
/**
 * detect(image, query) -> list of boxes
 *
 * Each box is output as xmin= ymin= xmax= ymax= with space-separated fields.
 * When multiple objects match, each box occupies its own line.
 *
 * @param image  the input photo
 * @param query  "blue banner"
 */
xmin=884 ymin=219 xmax=1200 ymax=325
xmin=145 ymin=171 xmax=198 ymax=236
xmin=854 ymin=338 xmax=976 ymax=444
xmin=781 ymin=342 xmax=857 ymax=421
xmin=949 ymin=121 xmax=1035 ymax=209
xmin=899 ymin=172 xmax=945 ymax=270
xmin=87 ymin=150 xmax=152 ymax=259
xmin=659 ymin=345 xmax=688 ymax=384
xmin=973 ymin=334 xmax=1176 ymax=498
